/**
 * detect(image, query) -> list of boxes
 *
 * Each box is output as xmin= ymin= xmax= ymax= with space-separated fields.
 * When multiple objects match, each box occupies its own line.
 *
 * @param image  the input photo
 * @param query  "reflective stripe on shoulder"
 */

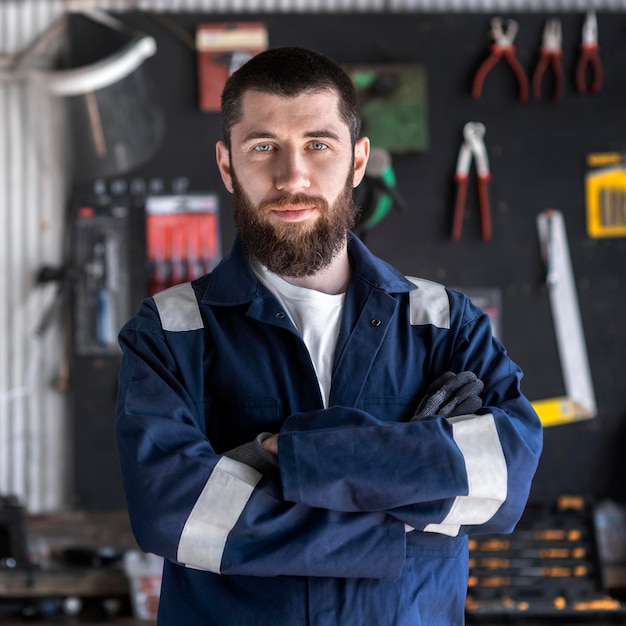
xmin=424 ymin=413 xmax=507 ymax=537
xmin=177 ymin=457 xmax=262 ymax=573
xmin=153 ymin=283 xmax=203 ymax=332
xmin=405 ymin=276 xmax=450 ymax=329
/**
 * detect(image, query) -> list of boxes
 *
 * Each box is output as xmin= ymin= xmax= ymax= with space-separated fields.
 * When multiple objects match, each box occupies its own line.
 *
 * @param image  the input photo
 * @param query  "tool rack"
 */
xmin=466 ymin=496 xmax=626 ymax=622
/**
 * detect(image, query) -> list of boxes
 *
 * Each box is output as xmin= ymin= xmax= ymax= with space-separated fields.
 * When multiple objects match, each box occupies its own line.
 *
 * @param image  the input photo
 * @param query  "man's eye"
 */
xmin=310 ymin=142 xmax=328 ymax=151
xmin=254 ymin=144 xmax=273 ymax=152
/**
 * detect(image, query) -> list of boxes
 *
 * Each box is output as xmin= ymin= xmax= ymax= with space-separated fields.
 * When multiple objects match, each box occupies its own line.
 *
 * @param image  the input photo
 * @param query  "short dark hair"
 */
xmin=221 ymin=47 xmax=361 ymax=148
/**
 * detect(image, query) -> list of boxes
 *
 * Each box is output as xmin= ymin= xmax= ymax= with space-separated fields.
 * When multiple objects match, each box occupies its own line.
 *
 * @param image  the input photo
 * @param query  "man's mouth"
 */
xmin=267 ymin=202 xmax=319 ymax=222
xmin=272 ymin=208 xmax=317 ymax=222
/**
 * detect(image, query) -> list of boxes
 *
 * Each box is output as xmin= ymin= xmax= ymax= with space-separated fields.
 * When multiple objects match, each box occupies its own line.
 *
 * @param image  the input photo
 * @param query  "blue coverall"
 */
xmin=115 ymin=233 xmax=542 ymax=625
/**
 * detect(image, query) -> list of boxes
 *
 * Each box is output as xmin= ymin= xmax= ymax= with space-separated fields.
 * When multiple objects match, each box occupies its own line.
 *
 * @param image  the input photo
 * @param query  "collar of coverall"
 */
xmin=198 ymin=232 xmax=417 ymax=307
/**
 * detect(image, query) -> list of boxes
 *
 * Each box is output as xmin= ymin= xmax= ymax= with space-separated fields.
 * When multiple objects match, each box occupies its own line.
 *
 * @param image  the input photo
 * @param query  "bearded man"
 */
xmin=115 ymin=47 xmax=542 ymax=626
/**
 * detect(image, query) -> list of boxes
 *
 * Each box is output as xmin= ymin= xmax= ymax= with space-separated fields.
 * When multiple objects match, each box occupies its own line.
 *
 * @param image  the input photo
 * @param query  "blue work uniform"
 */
xmin=115 ymin=233 xmax=542 ymax=625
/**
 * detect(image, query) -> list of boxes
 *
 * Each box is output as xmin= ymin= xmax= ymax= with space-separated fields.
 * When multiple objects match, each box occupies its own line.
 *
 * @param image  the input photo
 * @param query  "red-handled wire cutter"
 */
xmin=472 ymin=17 xmax=529 ymax=102
xmin=532 ymin=18 xmax=564 ymax=101
xmin=452 ymin=122 xmax=492 ymax=242
xmin=576 ymin=8 xmax=602 ymax=94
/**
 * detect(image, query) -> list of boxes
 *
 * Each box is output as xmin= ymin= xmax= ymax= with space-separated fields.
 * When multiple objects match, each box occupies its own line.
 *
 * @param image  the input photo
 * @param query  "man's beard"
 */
xmin=231 ymin=169 xmax=358 ymax=278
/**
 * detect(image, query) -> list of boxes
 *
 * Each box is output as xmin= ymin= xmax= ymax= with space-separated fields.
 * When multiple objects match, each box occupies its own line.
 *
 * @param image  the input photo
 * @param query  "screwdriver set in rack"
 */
xmin=466 ymin=496 xmax=626 ymax=622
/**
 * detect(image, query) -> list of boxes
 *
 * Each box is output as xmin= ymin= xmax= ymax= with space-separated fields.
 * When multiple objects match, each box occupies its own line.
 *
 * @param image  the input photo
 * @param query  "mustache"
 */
xmin=259 ymin=193 xmax=329 ymax=213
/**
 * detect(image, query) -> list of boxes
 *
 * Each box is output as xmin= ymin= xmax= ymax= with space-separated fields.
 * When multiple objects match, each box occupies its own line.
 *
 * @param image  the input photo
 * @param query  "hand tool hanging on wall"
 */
xmin=472 ymin=17 xmax=529 ymax=102
xmin=532 ymin=18 xmax=564 ymax=102
xmin=576 ymin=8 xmax=602 ymax=94
xmin=354 ymin=147 xmax=406 ymax=238
xmin=531 ymin=210 xmax=597 ymax=427
xmin=451 ymin=122 xmax=492 ymax=242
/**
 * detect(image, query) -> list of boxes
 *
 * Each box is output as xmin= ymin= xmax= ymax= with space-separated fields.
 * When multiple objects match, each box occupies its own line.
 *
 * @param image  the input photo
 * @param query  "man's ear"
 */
xmin=216 ymin=141 xmax=234 ymax=193
xmin=352 ymin=136 xmax=370 ymax=188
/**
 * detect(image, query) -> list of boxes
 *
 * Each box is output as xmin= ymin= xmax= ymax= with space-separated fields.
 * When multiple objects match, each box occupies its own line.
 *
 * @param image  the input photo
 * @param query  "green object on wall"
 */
xmin=347 ymin=65 xmax=429 ymax=153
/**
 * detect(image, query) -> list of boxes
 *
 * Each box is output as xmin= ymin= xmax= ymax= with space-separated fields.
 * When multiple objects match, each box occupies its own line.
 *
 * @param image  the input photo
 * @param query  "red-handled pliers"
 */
xmin=472 ymin=18 xmax=529 ymax=102
xmin=532 ymin=18 xmax=564 ymax=101
xmin=576 ymin=8 xmax=602 ymax=94
xmin=452 ymin=122 xmax=492 ymax=242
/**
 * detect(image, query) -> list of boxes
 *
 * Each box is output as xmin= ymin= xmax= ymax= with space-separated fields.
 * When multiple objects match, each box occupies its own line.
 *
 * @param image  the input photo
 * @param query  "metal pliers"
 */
xmin=452 ymin=122 xmax=492 ymax=242
xmin=532 ymin=18 xmax=564 ymax=101
xmin=576 ymin=8 xmax=602 ymax=94
xmin=472 ymin=18 xmax=529 ymax=102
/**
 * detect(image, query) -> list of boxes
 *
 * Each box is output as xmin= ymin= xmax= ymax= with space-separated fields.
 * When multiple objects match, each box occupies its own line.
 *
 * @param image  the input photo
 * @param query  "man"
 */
xmin=115 ymin=47 xmax=542 ymax=625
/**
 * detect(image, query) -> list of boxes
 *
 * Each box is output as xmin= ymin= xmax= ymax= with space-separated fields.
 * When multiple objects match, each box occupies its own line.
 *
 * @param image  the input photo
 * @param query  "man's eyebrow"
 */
xmin=305 ymin=130 xmax=342 ymax=141
xmin=241 ymin=130 xmax=277 ymax=143
xmin=241 ymin=129 xmax=343 ymax=143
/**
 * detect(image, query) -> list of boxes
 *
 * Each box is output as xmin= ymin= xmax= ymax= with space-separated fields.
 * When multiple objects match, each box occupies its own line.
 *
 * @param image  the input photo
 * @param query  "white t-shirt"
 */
xmin=252 ymin=262 xmax=344 ymax=408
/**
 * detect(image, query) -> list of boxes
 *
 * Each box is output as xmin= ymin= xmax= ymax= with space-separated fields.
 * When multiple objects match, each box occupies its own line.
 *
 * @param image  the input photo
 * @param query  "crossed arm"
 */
xmin=233 ymin=371 xmax=485 ymax=469
xmin=116 ymin=300 xmax=541 ymax=579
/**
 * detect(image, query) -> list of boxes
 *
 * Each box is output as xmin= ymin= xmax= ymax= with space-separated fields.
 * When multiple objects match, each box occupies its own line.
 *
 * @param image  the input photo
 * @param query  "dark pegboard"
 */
xmin=70 ymin=11 xmax=626 ymax=508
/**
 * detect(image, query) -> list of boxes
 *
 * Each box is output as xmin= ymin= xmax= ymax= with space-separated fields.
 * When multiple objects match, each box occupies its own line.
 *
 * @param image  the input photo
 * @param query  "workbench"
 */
xmin=0 ymin=511 xmax=144 ymax=623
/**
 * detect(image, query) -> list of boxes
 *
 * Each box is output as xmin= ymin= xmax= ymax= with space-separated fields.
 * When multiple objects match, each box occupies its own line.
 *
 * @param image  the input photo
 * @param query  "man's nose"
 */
xmin=274 ymin=149 xmax=310 ymax=192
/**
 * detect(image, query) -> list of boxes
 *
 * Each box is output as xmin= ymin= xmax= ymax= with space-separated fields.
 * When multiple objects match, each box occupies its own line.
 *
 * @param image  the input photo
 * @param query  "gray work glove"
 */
xmin=223 ymin=432 xmax=279 ymax=473
xmin=412 ymin=371 xmax=484 ymax=421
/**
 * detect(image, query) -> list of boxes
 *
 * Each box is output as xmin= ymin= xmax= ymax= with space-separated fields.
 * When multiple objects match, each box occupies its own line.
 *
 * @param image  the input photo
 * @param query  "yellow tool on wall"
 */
xmin=531 ymin=210 xmax=597 ymax=427
xmin=585 ymin=152 xmax=626 ymax=238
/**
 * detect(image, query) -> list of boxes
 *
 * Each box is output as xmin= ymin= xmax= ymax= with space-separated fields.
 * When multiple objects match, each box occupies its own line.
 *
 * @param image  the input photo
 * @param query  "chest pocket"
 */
xmin=203 ymin=397 xmax=283 ymax=452
xmin=359 ymin=397 xmax=415 ymax=423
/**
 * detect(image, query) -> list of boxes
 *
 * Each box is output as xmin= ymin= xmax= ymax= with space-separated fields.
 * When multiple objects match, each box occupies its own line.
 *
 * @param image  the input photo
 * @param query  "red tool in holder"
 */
xmin=472 ymin=17 xmax=529 ymax=102
xmin=452 ymin=122 xmax=492 ymax=242
xmin=146 ymin=195 xmax=220 ymax=295
xmin=576 ymin=8 xmax=602 ymax=94
xmin=532 ymin=18 xmax=564 ymax=102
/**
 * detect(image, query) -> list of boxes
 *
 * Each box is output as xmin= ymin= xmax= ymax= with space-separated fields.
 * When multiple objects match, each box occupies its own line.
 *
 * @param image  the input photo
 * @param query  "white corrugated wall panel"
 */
xmin=0 ymin=0 xmax=68 ymax=513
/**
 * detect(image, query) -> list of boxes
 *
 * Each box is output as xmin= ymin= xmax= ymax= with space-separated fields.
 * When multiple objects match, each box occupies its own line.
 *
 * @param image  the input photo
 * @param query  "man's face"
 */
xmin=216 ymin=89 xmax=369 ymax=277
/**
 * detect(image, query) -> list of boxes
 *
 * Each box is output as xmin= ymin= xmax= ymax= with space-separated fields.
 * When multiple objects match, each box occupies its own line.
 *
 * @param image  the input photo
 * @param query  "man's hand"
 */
xmin=412 ymin=371 xmax=484 ymax=421
xmin=224 ymin=433 xmax=278 ymax=472
xmin=262 ymin=434 xmax=279 ymax=456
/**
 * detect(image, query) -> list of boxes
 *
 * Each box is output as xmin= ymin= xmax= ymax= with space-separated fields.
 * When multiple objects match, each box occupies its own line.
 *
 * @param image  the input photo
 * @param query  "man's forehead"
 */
xmin=239 ymin=88 xmax=341 ymax=115
xmin=234 ymin=88 xmax=347 ymax=135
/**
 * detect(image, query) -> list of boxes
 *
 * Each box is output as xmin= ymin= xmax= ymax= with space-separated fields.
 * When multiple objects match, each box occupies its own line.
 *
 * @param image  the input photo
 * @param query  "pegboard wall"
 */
xmin=69 ymin=11 xmax=626 ymax=509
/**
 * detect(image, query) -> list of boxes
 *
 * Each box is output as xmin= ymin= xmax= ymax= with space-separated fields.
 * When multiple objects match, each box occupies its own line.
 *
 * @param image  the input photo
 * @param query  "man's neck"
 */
xmin=278 ymin=244 xmax=351 ymax=295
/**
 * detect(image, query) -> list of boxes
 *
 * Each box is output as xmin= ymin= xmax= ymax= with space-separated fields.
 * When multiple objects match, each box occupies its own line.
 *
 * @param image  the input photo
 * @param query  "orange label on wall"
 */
xmin=196 ymin=23 xmax=268 ymax=112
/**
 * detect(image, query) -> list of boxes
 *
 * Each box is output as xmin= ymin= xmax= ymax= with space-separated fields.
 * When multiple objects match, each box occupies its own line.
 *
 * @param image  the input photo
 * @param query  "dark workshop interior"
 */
xmin=2 ymin=4 xmax=626 ymax=624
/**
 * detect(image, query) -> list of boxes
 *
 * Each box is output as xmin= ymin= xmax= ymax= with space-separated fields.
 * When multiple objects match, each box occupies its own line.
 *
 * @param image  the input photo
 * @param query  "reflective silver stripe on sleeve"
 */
xmin=177 ymin=457 xmax=262 ymax=572
xmin=405 ymin=277 xmax=450 ymax=329
xmin=424 ymin=413 xmax=507 ymax=537
xmin=153 ymin=282 xmax=203 ymax=332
